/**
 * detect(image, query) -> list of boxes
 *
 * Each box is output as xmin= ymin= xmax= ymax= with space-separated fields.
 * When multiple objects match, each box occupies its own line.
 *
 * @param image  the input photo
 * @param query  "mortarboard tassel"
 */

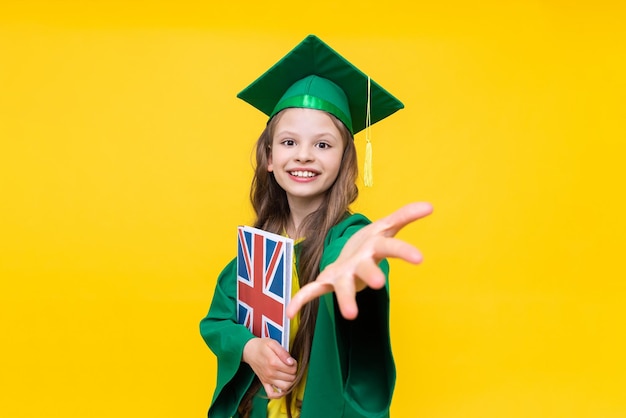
xmin=363 ymin=76 xmax=373 ymax=187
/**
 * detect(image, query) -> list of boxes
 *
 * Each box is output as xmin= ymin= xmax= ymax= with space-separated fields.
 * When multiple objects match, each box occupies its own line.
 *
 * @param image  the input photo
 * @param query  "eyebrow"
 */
xmin=274 ymin=130 xmax=339 ymax=141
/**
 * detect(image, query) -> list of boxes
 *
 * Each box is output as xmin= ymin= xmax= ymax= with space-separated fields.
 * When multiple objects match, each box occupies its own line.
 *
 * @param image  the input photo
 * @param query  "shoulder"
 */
xmin=320 ymin=213 xmax=372 ymax=270
xmin=324 ymin=212 xmax=372 ymax=243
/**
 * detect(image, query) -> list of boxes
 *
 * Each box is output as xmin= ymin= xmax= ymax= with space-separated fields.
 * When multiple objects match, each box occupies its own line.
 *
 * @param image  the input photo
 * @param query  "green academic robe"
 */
xmin=199 ymin=213 xmax=396 ymax=418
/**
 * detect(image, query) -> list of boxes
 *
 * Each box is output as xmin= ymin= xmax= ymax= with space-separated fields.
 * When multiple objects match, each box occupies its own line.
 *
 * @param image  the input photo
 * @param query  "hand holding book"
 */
xmin=242 ymin=337 xmax=297 ymax=399
xmin=287 ymin=202 xmax=434 ymax=320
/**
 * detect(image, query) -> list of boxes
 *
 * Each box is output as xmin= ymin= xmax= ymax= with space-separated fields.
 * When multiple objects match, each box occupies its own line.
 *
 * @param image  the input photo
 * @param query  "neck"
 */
xmin=286 ymin=197 xmax=322 ymax=239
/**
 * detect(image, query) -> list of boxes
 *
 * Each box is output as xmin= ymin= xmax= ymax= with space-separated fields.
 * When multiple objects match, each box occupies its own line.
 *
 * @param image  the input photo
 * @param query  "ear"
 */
xmin=267 ymin=147 xmax=273 ymax=172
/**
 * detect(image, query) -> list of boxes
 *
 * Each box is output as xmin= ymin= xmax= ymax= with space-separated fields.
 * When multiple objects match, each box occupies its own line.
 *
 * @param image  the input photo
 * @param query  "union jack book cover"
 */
xmin=236 ymin=226 xmax=293 ymax=351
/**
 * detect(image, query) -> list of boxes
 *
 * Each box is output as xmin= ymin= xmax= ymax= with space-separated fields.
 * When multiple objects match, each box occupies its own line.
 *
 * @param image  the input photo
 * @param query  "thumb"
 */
xmin=269 ymin=339 xmax=296 ymax=366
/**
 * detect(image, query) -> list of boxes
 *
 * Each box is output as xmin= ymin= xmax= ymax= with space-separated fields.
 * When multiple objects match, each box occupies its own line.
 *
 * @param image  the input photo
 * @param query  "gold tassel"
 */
xmin=363 ymin=76 xmax=373 ymax=187
xmin=364 ymin=139 xmax=373 ymax=187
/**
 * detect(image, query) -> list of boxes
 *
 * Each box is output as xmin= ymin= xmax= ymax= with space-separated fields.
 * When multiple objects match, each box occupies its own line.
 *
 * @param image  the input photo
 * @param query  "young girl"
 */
xmin=200 ymin=35 xmax=432 ymax=418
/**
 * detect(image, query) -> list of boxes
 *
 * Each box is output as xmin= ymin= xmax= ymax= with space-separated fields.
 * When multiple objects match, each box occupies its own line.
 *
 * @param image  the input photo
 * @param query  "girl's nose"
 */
xmin=295 ymin=145 xmax=314 ymax=162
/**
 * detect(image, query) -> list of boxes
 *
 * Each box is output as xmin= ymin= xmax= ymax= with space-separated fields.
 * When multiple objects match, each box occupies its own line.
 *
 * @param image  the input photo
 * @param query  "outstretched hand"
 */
xmin=286 ymin=202 xmax=433 ymax=320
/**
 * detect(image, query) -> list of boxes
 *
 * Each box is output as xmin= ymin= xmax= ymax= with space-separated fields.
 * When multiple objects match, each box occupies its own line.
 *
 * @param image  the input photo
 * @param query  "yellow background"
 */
xmin=1 ymin=1 xmax=625 ymax=416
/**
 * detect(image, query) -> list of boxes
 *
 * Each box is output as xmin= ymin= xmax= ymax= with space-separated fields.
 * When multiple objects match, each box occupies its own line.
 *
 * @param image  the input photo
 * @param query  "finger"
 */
xmin=262 ymin=382 xmax=284 ymax=399
xmin=333 ymin=274 xmax=359 ymax=320
xmin=268 ymin=339 xmax=296 ymax=367
xmin=355 ymin=259 xmax=386 ymax=290
xmin=270 ymin=369 xmax=298 ymax=383
xmin=378 ymin=202 xmax=433 ymax=237
xmin=287 ymin=281 xmax=333 ymax=319
xmin=273 ymin=377 xmax=297 ymax=394
xmin=373 ymin=237 xmax=423 ymax=265
xmin=335 ymin=261 xmax=386 ymax=319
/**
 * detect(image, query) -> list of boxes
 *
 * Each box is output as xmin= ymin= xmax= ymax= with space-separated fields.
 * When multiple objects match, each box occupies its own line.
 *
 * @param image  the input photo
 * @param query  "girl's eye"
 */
xmin=316 ymin=142 xmax=330 ymax=149
xmin=281 ymin=139 xmax=296 ymax=146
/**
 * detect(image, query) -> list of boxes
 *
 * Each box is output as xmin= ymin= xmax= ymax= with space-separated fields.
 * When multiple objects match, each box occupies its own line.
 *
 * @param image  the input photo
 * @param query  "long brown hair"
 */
xmin=239 ymin=109 xmax=358 ymax=417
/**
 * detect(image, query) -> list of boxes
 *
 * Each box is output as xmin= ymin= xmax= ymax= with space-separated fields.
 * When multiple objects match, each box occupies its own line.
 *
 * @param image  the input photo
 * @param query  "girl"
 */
xmin=200 ymin=35 xmax=432 ymax=418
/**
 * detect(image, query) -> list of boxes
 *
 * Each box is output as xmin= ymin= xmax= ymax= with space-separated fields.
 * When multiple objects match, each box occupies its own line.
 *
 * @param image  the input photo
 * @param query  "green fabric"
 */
xmin=236 ymin=34 xmax=404 ymax=135
xmin=200 ymin=213 xmax=395 ymax=418
xmin=271 ymin=76 xmax=353 ymax=133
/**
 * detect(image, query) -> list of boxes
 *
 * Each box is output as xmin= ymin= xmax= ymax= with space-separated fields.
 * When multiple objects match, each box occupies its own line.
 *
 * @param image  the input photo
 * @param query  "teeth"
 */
xmin=290 ymin=171 xmax=317 ymax=178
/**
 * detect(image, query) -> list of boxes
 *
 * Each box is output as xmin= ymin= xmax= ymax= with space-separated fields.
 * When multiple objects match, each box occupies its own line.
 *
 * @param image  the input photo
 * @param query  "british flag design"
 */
xmin=236 ymin=226 xmax=293 ymax=350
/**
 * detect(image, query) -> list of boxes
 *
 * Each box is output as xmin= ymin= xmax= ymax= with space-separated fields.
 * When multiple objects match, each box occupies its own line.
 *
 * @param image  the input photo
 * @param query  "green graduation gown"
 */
xmin=199 ymin=213 xmax=396 ymax=417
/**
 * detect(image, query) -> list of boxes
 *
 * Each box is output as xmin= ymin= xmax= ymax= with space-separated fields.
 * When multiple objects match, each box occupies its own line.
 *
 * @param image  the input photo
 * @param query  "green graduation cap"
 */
xmin=237 ymin=34 xmax=404 ymax=135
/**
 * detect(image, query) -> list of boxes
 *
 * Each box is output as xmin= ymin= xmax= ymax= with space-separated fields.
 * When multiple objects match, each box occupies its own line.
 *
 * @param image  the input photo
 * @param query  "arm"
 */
xmin=199 ymin=259 xmax=297 ymax=414
xmin=297 ymin=203 xmax=433 ymax=416
xmin=287 ymin=201 xmax=433 ymax=320
xmin=298 ymin=213 xmax=396 ymax=417
xmin=199 ymin=259 xmax=257 ymax=415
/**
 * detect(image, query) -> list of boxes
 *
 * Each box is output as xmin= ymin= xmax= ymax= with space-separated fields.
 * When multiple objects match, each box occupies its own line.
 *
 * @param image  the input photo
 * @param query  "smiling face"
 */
xmin=267 ymin=108 xmax=346 ymax=214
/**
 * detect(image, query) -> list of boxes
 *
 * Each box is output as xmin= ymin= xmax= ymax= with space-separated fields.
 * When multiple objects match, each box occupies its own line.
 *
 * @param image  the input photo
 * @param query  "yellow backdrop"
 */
xmin=1 ymin=1 xmax=625 ymax=417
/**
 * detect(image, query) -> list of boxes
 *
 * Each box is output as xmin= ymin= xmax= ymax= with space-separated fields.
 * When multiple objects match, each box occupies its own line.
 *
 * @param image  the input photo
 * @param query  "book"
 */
xmin=236 ymin=225 xmax=293 ymax=351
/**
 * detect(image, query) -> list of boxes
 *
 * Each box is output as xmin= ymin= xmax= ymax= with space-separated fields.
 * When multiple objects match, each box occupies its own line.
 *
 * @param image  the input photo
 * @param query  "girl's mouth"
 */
xmin=289 ymin=170 xmax=318 ymax=178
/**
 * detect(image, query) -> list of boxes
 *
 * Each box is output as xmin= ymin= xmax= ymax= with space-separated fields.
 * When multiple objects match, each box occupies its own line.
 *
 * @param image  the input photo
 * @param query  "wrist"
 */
xmin=242 ymin=337 xmax=257 ymax=364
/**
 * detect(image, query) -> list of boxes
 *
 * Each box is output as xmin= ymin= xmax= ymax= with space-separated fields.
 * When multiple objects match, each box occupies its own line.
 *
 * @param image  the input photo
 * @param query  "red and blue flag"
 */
xmin=236 ymin=226 xmax=293 ymax=350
